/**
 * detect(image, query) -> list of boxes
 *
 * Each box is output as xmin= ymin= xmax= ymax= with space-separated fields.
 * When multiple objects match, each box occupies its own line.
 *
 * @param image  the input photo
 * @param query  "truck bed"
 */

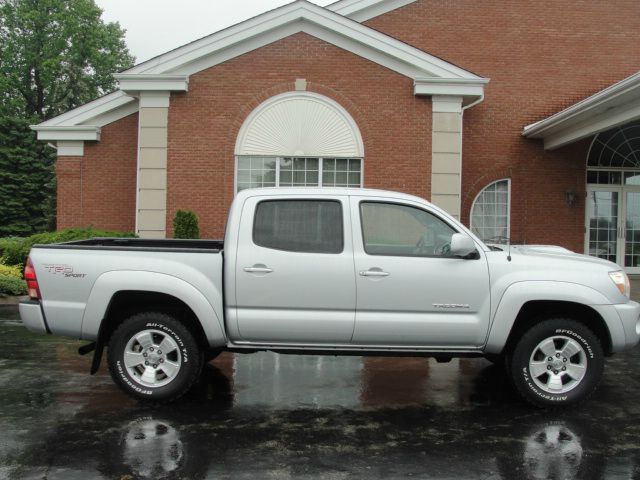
xmin=26 ymin=236 xmax=226 ymax=342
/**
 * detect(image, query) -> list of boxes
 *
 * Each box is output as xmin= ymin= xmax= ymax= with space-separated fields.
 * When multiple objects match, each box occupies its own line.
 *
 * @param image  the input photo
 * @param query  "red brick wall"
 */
xmin=365 ymin=0 xmax=640 ymax=250
xmin=55 ymin=1 xmax=640 ymax=251
xmin=56 ymin=113 xmax=138 ymax=232
xmin=166 ymin=33 xmax=432 ymax=238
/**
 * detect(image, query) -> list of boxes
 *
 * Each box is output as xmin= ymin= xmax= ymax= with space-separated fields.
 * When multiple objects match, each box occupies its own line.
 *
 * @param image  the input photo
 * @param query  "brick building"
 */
xmin=33 ymin=0 xmax=640 ymax=271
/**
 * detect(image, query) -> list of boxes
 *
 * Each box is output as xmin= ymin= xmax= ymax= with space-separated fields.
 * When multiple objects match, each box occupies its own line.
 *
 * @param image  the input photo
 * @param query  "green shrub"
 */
xmin=0 ymin=264 xmax=22 ymax=279
xmin=0 ymin=227 xmax=136 ymax=268
xmin=0 ymin=237 xmax=20 ymax=257
xmin=0 ymin=275 xmax=27 ymax=296
xmin=173 ymin=210 xmax=200 ymax=239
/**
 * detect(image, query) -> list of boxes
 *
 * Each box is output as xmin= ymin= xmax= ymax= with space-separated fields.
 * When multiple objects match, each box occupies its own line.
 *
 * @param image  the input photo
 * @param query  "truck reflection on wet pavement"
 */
xmin=1 ymin=306 xmax=639 ymax=479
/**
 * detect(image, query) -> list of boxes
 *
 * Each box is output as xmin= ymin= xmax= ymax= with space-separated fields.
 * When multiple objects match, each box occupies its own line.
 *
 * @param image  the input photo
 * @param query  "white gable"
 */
xmin=33 ymin=0 xmax=487 ymax=139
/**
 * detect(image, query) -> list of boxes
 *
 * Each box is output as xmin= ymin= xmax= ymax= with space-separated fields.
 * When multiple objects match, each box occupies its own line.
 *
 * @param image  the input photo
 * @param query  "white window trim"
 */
xmin=234 ymin=156 xmax=364 ymax=193
xmin=470 ymin=178 xmax=511 ymax=242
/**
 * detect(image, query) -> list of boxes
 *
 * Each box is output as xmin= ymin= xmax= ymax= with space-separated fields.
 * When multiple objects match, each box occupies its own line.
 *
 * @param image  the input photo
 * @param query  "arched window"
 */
xmin=234 ymin=92 xmax=364 ymax=192
xmin=588 ymin=122 xmax=640 ymax=169
xmin=470 ymin=179 xmax=511 ymax=243
xmin=586 ymin=122 xmax=640 ymax=185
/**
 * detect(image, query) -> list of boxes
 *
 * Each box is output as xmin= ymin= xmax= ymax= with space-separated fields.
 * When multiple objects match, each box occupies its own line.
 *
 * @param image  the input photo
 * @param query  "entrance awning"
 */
xmin=523 ymin=71 xmax=640 ymax=150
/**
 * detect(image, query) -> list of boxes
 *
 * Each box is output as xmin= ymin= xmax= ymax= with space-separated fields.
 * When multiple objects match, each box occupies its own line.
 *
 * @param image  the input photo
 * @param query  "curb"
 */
xmin=0 ymin=296 xmax=27 ymax=306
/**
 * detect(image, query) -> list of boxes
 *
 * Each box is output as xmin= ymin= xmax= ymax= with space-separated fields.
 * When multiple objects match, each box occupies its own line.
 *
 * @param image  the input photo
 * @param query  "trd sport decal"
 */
xmin=43 ymin=264 xmax=87 ymax=278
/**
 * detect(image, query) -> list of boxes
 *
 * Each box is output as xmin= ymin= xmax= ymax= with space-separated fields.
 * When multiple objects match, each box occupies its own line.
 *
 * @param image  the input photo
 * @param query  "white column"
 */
xmin=431 ymin=96 xmax=463 ymax=219
xmin=136 ymin=91 xmax=169 ymax=238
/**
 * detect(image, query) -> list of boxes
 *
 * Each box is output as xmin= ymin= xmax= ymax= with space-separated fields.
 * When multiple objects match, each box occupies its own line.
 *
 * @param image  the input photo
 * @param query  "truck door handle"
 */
xmin=244 ymin=265 xmax=273 ymax=274
xmin=359 ymin=269 xmax=390 ymax=277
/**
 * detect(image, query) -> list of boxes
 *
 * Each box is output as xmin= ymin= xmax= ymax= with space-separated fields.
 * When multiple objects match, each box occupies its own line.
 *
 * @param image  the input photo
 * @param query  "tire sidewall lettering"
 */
xmin=144 ymin=321 xmax=189 ymax=363
xmin=116 ymin=359 xmax=153 ymax=395
xmin=554 ymin=328 xmax=594 ymax=359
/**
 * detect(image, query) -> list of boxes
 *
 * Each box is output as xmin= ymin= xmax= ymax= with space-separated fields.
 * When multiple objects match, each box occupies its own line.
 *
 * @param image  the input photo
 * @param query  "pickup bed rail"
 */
xmin=32 ymin=237 xmax=224 ymax=253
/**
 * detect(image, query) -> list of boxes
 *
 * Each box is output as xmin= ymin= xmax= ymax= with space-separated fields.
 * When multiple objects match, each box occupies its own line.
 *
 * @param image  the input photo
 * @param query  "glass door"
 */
xmin=585 ymin=185 xmax=640 ymax=273
xmin=623 ymin=189 xmax=640 ymax=274
xmin=586 ymin=187 xmax=621 ymax=265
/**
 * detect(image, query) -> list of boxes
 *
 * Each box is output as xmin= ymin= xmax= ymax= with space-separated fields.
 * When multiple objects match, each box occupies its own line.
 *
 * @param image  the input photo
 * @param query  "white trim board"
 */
xmin=34 ymin=125 xmax=101 ymax=141
xmin=327 ymin=0 xmax=417 ymax=22
xmin=523 ymin=71 xmax=640 ymax=150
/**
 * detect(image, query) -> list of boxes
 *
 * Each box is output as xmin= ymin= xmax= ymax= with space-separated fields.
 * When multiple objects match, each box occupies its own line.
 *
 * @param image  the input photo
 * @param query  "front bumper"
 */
xmin=614 ymin=300 xmax=640 ymax=350
xmin=19 ymin=300 xmax=49 ymax=335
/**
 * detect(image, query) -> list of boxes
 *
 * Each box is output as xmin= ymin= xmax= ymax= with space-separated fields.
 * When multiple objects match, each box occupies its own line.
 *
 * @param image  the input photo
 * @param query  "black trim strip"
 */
xmin=39 ymin=301 xmax=51 ymax=334
xmin=32 ymin=245 xmax=221 ymax=254
xmin=31 ymin=237 xmax=223 ymax=253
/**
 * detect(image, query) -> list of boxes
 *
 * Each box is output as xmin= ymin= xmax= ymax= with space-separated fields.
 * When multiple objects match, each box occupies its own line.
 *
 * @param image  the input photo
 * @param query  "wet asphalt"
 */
xmin=1 ymin=305 xmax=640 ymax=480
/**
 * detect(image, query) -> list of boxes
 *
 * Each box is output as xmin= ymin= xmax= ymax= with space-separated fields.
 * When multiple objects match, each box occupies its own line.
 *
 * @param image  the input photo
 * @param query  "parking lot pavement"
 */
xmin=1 ymin=305 xmax=639 ymax=480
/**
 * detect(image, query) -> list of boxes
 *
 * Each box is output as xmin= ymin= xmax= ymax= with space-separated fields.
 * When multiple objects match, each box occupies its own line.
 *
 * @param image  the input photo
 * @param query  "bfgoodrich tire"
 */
xmin=107 ymin=312 xmax=204 ymax=402
xmin=510 ymin=318 xmax=604 ymax=407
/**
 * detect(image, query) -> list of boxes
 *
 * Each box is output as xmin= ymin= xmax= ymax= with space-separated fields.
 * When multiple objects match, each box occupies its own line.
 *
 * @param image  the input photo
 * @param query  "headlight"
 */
xmin=609 ymin=270 xmax=630 ymax=298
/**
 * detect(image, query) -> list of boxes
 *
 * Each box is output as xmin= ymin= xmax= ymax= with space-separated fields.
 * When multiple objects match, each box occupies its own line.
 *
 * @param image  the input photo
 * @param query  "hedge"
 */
xmin=1 ymin=227 xmax=136 ymax=269
xmin=0 ymin=275 xmax=27 ymax=296
xmin=0 ymin=237 xmax=20 ymax=258
xmin=0 ymin=264 xmax=22 ymax=279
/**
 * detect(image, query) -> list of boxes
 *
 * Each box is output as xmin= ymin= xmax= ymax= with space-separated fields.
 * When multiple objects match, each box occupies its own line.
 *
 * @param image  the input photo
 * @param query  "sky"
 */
xmin=95 ymin=0 xmax=334 ymax=64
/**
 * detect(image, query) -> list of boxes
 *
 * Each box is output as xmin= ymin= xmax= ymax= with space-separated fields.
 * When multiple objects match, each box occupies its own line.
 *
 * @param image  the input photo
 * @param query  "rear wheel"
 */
xmin=509 ymin=318 xmax=604 ymax=407
xmin=107 ymin=312 xmax=203 ymax=402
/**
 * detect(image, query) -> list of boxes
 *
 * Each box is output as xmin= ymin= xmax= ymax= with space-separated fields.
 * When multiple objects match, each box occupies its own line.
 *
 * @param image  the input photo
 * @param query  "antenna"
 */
xmin=507 ymin=237 xmax=512 ymax=262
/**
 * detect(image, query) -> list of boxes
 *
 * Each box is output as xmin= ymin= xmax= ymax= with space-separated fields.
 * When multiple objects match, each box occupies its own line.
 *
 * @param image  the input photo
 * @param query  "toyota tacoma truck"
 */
xmin=19 ymin=188 xmax=640 ymax=406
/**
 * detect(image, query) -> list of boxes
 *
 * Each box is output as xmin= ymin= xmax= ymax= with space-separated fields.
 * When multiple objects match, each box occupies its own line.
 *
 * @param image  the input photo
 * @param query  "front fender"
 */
xmin=484 ymin=281 xmax=615 ymax=354
xmin=81 ymin=270 xmax=226 ymax=347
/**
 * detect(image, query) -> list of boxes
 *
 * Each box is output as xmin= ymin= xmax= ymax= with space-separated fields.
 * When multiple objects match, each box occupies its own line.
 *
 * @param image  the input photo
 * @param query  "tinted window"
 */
xmin=254 ymin=200 xmax=343 ymax=253
xmin=360 ymin=202 xmax=456 ymax=257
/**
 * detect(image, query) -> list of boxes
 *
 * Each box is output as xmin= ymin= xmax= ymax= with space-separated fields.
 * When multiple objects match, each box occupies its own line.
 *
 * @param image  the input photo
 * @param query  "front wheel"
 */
xmin=107 ymin=312 xmax=204 ymax=402
xmin=510 ymin=318 xmax=604 ymax=407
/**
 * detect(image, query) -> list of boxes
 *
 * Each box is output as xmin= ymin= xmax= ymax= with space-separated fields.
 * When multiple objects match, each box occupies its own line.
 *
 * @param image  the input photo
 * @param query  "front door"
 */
xmin=350 ymin=197 xmax=492 ymax=348
xmin=234 ymin=195 xmax=356 ymax=344
xmin=585 ymin=185 xmax=640 ymax=274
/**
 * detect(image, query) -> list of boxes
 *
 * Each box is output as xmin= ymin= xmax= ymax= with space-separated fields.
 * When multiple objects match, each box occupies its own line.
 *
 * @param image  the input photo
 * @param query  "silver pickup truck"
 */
xmin=19 ymin=188 xmax=640 ymax=406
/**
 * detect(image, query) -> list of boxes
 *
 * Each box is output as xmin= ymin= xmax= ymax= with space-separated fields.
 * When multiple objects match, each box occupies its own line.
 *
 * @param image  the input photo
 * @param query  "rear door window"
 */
xmin=253 ymin=200 xmax=344 ymax=253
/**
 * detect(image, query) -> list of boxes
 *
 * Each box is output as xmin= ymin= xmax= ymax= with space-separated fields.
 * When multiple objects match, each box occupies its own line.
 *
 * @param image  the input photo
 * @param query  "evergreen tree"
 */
xmin=0 ymin=115 xmax=55 ymax=236
xmin=173 ymin=210 xmax=200 ymax=239
xmin=0 ymin=0 xmax=134 ymax=234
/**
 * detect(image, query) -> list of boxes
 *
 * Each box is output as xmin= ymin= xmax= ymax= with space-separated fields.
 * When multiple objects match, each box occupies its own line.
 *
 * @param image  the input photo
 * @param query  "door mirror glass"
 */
xmin=450 ymin=233 xmax=477 ymax=258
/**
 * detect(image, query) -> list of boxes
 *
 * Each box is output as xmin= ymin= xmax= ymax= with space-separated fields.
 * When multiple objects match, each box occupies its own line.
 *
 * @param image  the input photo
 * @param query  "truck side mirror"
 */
xmin=450 ymin=233 xmax=477 ymax=258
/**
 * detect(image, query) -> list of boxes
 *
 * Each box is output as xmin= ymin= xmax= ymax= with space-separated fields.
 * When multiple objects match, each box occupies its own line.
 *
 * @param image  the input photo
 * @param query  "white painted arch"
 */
xmin=235 ymin=91 xmax=364 ymax=158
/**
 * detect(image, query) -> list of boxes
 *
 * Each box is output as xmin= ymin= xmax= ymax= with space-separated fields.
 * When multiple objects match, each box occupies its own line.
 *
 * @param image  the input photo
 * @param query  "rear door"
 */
xmin=351 ymin=197 xmax=491 ymax=348
xmin=234 ymin=194 xmax=356 ymax=344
